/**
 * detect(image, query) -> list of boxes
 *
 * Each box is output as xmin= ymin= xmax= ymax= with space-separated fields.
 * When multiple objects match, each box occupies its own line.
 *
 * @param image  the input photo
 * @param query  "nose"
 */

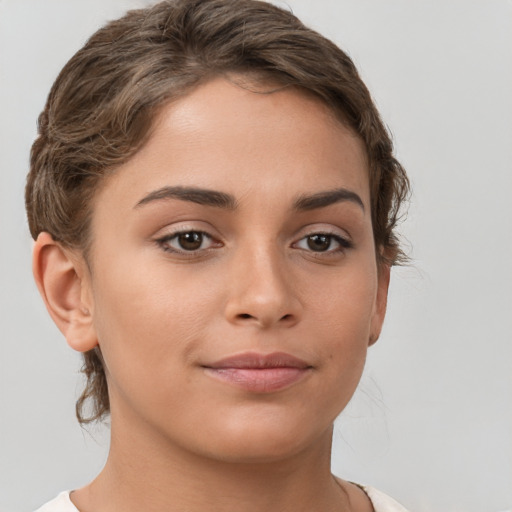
xmin=224 ymin=243 xmax=302 ymax=329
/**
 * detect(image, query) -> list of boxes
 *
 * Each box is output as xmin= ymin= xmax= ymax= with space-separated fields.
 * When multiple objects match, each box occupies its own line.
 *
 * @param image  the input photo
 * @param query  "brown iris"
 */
xmin=306 ymin=234 xmax=332 ymax=252
xmin=178 ymin=232 xmax=204 ymax=251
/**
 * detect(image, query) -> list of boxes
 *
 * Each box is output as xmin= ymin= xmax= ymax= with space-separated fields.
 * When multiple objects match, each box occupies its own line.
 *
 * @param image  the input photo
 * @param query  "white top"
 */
xmin=35 ymin=486 xmax=409 ymax=512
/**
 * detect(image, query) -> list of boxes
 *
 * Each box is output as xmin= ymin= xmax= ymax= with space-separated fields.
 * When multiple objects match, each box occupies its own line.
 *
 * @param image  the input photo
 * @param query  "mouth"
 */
xmin=202 ymin=352 xmax=313 ymax=393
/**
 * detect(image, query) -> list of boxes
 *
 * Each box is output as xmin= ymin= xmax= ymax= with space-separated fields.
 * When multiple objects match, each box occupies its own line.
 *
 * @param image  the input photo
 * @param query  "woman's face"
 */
xmin=81 ymin=78 xmax=389 ymax=462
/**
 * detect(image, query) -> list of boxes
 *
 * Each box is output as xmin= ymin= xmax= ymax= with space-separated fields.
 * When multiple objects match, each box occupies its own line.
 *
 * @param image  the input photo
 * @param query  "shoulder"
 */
xmin=33 ymin=486 xmax=409 ymax=512
xmin=360 ymin=485 xmax=410 ymax=512
xmin=34 ymin=491 xmax=78 ymax=512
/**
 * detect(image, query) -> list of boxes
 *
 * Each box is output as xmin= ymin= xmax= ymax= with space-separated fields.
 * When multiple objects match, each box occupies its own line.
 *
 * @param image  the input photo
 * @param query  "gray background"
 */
xmin=1 ymin=1 xmax=511 ymax=511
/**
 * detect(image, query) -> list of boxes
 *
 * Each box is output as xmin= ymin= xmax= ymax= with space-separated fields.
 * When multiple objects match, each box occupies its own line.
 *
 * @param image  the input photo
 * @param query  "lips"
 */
xmin=202 ymin=352 xmax=312 ymax=393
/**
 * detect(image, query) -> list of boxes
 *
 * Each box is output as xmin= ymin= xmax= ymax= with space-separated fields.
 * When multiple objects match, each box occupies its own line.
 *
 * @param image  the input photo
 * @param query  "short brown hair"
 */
xmin=26 ymin=0 xmax=409 ymax=424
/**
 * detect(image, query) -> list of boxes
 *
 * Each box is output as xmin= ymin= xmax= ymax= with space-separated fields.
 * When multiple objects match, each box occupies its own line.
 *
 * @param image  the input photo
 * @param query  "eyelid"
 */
xmin=154 ymin=224 xmax=223 ymax=256
xmin=153 ymin=220 xmax=221 ymax=242
xmin=152 ymin=222 xmax=353 ymax=258
xmin=291 ymin=225 xmax=354 ymax=254
xmin=293 ymin=224 xmax=352 ymax=243
xmin=294 ymin=233 xmax=351 ymax=250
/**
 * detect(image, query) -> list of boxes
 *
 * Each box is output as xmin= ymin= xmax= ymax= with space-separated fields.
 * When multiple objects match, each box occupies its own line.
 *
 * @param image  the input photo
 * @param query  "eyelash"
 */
xmin=156 ymin=230 xmax=220 ymax=255
xmin=293 ymin=232 xmax=353 ymax=255
xmin=155 ymin=230 xmax=353 ymax=257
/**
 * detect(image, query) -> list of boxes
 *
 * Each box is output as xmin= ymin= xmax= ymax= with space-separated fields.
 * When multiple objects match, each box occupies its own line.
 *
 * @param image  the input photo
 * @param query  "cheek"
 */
xmin=88 ymin=251 xmax=237 ymax=405
xmin=305 ymin=263 xmax=377 ymax=383
xmin=308 ymin=263 xmax=377 ymax=340
xmin=89 ymin=273 xmax=206 ymax=420
xmin=89 ymin=258 xmax=210 ymax=380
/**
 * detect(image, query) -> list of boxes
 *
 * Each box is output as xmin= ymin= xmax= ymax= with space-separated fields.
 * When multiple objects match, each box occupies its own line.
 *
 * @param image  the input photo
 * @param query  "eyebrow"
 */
xmin=135 ymin=185 xmax=364 ymax=213
xmin=293 ymin=188 xmax=365 ymax=212
xmin=135 ymin=186 xmax=238 ymax=210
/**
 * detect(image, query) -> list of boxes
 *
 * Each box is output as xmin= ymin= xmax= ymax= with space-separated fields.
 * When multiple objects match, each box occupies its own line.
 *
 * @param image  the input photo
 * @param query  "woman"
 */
xmin=27 ymin=1 xmax=409 ymax=510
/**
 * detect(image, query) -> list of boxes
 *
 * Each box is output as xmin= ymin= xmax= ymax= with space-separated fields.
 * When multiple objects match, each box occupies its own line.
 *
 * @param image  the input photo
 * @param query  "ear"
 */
xmin=368 ymin=261 xmax=391 ymax=347
xmin=33 ymin=232 xmax=97 ymax=352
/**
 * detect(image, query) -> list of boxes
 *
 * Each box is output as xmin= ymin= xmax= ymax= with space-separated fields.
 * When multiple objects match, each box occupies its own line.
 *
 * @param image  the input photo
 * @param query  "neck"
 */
xmin=71 ymin=414 xmax=351 ymax=512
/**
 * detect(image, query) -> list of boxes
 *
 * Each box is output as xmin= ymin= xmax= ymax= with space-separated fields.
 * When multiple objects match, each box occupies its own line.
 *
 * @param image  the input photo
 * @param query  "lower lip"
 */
xmin=204 ymin=367 xmax=310 ymax=393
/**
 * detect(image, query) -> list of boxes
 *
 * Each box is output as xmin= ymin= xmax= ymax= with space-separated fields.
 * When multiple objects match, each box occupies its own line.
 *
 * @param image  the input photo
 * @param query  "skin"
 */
xmin=34 ymin=78 xmax=389 ymax=512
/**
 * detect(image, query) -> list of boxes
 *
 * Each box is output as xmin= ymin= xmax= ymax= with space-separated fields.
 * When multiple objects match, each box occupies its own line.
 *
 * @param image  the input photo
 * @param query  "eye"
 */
xmin=294 ymin=233 xmax=352 ymax=253
xmin=157 ymin=230 xmax=219 ymax=253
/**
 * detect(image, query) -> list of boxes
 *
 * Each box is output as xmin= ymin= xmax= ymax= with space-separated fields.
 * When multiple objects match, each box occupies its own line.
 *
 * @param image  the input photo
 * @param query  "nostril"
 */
xmin=231 ymin=312 xmax=296 ymax=325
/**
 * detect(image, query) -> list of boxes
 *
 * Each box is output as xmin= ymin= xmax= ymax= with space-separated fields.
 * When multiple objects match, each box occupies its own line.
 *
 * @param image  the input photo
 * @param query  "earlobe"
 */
xmin=33 ymin=232 xmax=98 ymax=352
xmin=368 ymin=262 xmax=391 ymax=347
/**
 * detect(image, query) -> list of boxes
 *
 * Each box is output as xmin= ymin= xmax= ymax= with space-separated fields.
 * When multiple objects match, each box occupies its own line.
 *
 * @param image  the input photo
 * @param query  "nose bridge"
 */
xmin=224 ymin=236 xmax=300 ymax=328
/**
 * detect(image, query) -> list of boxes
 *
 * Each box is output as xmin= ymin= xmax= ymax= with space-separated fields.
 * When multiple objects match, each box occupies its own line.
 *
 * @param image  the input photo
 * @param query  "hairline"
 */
xmin=79 ymin=73 xmax=373 ymax=272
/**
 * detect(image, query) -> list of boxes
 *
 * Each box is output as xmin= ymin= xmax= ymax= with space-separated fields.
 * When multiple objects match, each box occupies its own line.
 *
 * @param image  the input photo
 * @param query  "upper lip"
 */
xmin=204 ymin=351 xmax=311 ymax=369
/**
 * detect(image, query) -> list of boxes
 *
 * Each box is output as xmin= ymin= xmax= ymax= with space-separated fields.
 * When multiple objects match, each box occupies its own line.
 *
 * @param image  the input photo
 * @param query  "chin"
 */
xmin=192 ymin=412 xmax=333 ymax=464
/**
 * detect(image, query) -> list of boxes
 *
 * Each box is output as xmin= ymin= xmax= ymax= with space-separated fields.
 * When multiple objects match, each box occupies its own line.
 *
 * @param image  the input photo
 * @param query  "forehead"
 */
xmin=94 ymin=77 xmax=370 ymax=211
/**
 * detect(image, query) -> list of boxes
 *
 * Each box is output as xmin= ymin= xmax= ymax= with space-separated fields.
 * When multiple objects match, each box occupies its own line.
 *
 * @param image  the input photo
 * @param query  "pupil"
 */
xmin=178 ymin=232 xmax=203 ymax=250
xmin=307 ymin=234 xmax=330 ymax=252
